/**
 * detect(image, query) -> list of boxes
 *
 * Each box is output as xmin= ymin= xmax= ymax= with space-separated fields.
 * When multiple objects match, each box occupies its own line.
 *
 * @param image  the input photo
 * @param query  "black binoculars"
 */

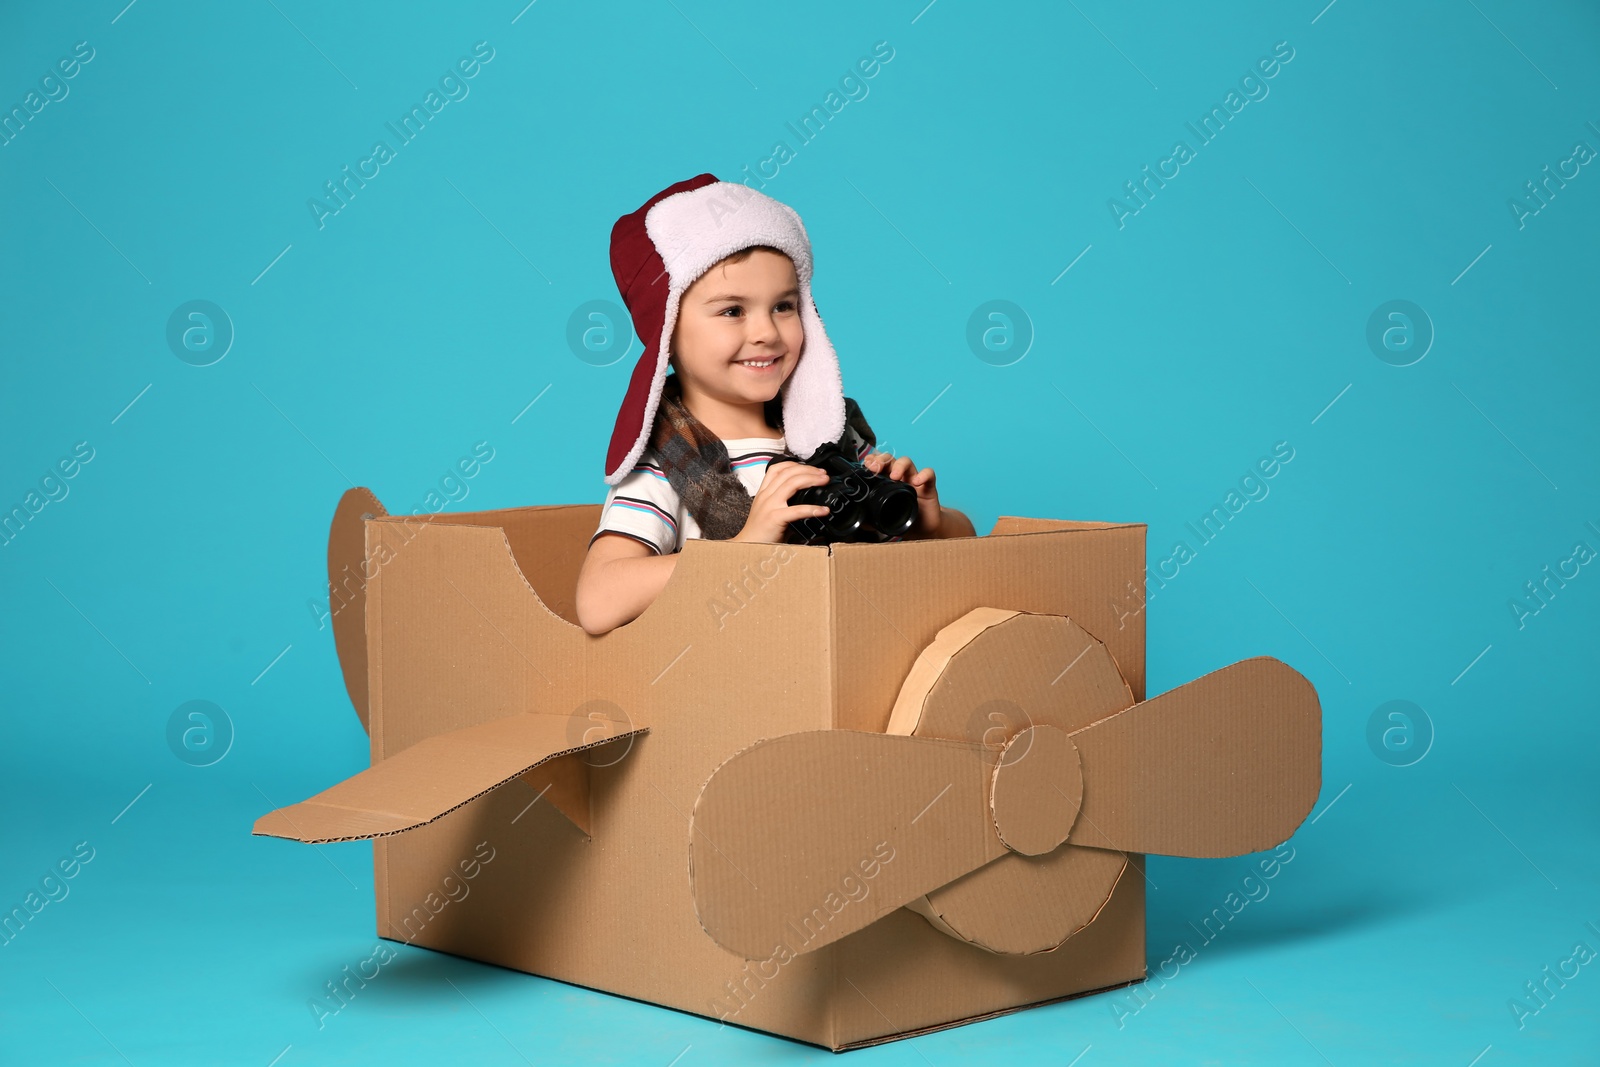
xmin=777 ymin=440 xmax=919 ymax=546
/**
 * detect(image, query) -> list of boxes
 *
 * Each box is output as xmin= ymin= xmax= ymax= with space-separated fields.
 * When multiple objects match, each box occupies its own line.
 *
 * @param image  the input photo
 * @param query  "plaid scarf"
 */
xmin=650 ymin=373 xmax=877 ymax=543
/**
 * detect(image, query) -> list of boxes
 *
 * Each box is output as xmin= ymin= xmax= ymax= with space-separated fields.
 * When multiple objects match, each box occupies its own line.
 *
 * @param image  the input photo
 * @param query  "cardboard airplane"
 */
xmin=253 ymin=488 xmax=1322 ymax=1050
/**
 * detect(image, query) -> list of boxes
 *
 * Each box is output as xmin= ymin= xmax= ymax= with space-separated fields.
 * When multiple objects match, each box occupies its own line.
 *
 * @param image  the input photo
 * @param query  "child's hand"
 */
xmin=862 ymin=450 xmax=943 ymax=537
xmin=733 ymin=460 xmax=833 ymax=543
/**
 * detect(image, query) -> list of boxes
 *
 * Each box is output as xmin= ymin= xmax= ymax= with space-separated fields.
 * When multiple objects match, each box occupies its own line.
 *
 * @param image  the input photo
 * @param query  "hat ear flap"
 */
xmin=779 ymin=285 xmax=845 ymax=458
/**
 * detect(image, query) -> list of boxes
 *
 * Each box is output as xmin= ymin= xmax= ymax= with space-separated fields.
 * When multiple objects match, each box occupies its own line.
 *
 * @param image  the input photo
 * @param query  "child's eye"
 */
xmin=720 ymin=306 xmax=743 ymax=318
xmin=774 ymin=300 xmax=796 ymax=312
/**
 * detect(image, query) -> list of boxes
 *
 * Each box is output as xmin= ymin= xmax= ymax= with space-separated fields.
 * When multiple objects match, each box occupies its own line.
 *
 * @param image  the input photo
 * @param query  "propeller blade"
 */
xmin=253 ymin=711 xmax=646 ymax=843
xmin=690 ymin=730 xmax=1006 ymax=960
xmin=1066 ymin=657 xmax=1321 ymax=858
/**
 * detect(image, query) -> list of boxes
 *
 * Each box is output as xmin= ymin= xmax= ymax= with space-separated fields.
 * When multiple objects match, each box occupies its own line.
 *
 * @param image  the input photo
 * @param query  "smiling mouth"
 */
xmin=734 ymin=357 xmax=781 ymax=370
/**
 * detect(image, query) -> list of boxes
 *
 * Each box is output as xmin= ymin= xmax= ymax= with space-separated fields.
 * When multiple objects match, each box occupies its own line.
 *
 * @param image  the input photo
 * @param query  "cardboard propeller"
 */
xmin=689 ymin=608 xmax=1321 ymax=960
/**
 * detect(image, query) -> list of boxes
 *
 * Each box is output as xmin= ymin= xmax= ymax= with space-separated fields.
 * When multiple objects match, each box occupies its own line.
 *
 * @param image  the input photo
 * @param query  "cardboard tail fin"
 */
xmin=253 ymin=712 xmax=647 ymax=844
xmin=327 ymin=486 xmax=387 ymax=735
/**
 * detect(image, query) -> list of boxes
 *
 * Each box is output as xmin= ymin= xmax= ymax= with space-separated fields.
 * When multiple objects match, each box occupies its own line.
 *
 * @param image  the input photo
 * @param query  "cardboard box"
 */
xmin=254 ymin=489 xmax=1321 ymax=1051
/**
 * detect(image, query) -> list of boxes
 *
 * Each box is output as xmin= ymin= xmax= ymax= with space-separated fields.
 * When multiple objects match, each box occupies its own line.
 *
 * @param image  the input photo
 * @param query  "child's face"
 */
xmin=670 ymin=249 xmax=804 ymax=413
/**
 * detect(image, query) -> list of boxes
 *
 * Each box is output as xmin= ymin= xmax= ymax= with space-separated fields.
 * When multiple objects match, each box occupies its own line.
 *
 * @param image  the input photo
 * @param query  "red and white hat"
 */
xmin=604 ymin=173 xmax=845 ymax=485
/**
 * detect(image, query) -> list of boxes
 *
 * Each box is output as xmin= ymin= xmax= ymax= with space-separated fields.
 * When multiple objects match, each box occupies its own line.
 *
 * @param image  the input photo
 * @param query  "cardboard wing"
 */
xmin=253 ymin=712 xmax=647 ymax=844
xmin=688 ymin=608 xmax=1321 ymax=961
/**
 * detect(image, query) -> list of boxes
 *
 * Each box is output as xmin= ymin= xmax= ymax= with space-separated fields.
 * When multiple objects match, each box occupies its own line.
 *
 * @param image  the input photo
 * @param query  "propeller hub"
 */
xmin=990 ymin=725 xmax=1081 ymax=856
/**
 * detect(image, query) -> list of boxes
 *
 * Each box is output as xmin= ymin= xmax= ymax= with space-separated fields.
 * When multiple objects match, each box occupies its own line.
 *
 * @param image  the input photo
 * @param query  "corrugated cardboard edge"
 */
xmin=365 ymin=514 xmax=391 ymax=938
xmin=251 ymin=715 xmax=647 ymax=843
xmin=990 ymin=516 xmax=1143 ymax=535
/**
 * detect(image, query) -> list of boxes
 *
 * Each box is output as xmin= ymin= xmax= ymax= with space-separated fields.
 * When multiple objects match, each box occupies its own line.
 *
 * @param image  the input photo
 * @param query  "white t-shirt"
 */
xmin=592 ymin=427 xmax=874 ymax=555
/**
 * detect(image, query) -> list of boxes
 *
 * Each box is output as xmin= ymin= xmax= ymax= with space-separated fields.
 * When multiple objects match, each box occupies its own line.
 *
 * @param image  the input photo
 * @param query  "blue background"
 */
xmin=2 ymin=1 xmax=1596 ymax=1063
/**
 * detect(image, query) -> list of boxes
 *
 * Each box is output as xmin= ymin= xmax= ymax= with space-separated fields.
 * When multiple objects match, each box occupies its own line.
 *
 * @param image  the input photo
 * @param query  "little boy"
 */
xmin=575 ymin=174 xmax=974 ymax=635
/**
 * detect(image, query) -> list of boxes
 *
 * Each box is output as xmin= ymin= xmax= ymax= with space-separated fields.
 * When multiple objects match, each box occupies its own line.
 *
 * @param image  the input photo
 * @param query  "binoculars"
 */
xmin=778 ymin=441 xmax=919 ymax=546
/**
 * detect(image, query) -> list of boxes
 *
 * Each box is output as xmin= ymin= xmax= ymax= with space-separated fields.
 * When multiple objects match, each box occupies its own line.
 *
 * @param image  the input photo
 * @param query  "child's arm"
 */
xmin=575 ymin=533 xmax=678 ymax=635
xmin=920 ymin=506 xmax=977 ymax=539
xmin=577 ymin=463 xmax=833 ymax=634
